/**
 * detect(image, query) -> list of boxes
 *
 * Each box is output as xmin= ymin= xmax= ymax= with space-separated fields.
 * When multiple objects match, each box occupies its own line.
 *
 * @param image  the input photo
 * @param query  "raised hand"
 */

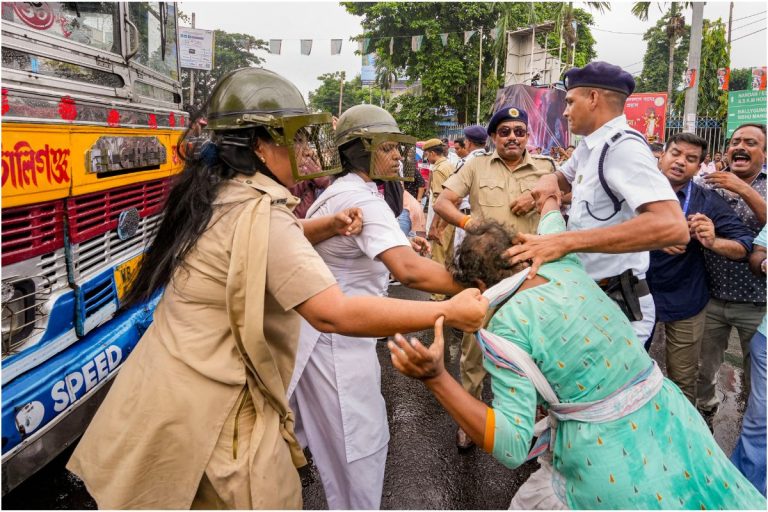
xmin=388 ymin=316 xmax=446 ymax=381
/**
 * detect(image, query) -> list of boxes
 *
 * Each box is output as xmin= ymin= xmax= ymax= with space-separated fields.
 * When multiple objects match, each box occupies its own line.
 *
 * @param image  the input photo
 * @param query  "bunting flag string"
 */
xmin=411 ymin=35 xmax=424 ymax=52
xmin=259 ymin=25 xmax=502 ymax=57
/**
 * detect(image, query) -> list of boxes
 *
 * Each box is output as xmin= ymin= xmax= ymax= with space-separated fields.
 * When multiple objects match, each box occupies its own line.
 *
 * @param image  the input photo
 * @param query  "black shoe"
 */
xmin=698 ymin=406 xmax=718 ymax=433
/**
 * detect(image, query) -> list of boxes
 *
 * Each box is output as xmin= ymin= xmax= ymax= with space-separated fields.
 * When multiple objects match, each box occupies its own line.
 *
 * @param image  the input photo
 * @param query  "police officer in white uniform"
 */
xmin=288 ymin=105 xmax=466 ymax=510
xmin=452 ymin=125 xmax=488 ymax=252
xmin=506 ymin=61 xmax=689 ymax=344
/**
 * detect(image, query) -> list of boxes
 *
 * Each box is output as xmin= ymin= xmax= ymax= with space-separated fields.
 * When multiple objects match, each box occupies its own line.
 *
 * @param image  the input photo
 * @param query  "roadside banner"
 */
xmin=727 ymin=89 xmax=767 ymax=138
xmin=624 ymin=93 xmax=668 ymax=143
xmin=361 ymin=53 xmax=376 ymax=85
xmin=717 ymin=68 xmax=730 ymax=91
xmin=751 ymin=67 xmax=766 ymax=91
xmin=684 ymin=68 xmax=696 ymax=89
xmin=493 ymin=85 xmax=569 ymax=152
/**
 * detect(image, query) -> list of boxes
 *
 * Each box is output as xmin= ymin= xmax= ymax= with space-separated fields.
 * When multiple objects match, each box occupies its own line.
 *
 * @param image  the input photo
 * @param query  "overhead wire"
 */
xmin=730 ymin=10 xmax=767 ymax=23
xmin=731 ymin=27 xmax=767 ymax=42
xmin=730 ymin=17 xmax=767 ymax=33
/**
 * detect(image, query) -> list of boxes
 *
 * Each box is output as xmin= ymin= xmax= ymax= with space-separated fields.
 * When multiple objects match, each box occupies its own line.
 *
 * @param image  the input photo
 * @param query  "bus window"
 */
xmin=1 ymin=47 xmax=125 ymax=88
xmin=1 ymin=2 xmax=120 ymax=55
xmin=128 ymin=2 xmax=179 ymax=81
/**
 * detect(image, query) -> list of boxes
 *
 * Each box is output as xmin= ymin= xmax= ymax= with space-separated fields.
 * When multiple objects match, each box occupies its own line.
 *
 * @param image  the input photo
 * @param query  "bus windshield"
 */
xmin=129 ymin=2 xmax=179 ymax=81
xmin=1 ymin=2 xmax=120 ymax=54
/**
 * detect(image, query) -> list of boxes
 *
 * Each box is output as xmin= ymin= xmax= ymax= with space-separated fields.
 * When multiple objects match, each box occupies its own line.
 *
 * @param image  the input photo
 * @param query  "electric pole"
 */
xmin=189 ymin=12 xmax=196 ymax=107
xmin=338 ymin=71 xmax=345 ymax=116
xmin=683 ymin=3 xmax=704 ymax=133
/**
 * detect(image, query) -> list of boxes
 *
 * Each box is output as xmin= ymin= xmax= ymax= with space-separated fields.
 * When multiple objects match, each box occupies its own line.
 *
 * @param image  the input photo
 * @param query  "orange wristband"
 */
xmin=459 ymin=215 xmax=472 ymax=229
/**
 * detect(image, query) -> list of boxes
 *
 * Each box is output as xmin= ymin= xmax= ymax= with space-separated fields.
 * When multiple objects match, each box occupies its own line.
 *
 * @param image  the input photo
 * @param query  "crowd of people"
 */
xmin=63 ymin=61 xmax=765 ymax=510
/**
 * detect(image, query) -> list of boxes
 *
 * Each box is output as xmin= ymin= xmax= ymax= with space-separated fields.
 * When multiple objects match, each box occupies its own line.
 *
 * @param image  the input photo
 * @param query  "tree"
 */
xmin=632 ymin=2 xmax=691 ymax=113
xmin=691 ymin=19 xmax=729 ymax=117
xmin=388 ymin=94 xmax=440 ymax=139
xmin=341 ymin=2 xmax=600 ymax=129
xmin=308 ymin=72 xmax=386 ymax=114
xmin=180 ymin=30 xmax=267 ymax=108
xmin=634 ymin=13 xmax=690 ymax=108
xmin=729 ymin=68 xmax=752 ymax=91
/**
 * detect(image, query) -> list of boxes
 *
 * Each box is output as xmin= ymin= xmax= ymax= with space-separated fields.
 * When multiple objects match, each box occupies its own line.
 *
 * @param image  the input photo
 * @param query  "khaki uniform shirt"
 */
xmin=67 ymin=173 xmax=336 ymax=509
xmin=443 ymin=150 xmax=556 ymax=234
xmin=429 ymin=156 xmax=455 ymax=201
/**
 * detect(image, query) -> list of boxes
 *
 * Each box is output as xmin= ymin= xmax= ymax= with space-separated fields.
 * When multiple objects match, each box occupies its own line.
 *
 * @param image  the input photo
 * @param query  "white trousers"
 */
xmin=509 ymin=458 xmax=568 ymax=510
xmin=291 ymin=339 xmax=387 ymax=510
xmin=631 ymin=293 xmax=656 ymax=345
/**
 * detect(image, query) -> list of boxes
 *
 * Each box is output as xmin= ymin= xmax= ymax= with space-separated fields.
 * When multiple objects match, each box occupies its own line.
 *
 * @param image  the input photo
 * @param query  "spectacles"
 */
xmin=496 ymin=126 xmax=527 ymax=138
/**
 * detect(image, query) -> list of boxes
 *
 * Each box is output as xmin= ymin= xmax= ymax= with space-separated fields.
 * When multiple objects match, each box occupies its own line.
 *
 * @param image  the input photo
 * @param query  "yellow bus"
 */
xmin=1 ymin=2 xmax=185 ymax=493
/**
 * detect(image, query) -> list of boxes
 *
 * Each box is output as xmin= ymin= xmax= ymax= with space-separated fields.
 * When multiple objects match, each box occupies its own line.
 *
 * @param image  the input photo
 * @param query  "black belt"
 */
xmin=597 ymin=276 xmax=650 ymax=297
xmin=460 ymin=208 xmax=471 ymax=215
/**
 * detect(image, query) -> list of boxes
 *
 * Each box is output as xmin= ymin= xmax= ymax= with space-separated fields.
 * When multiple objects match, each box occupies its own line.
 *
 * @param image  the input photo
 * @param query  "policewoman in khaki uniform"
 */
xmin=66 ymin=68 xmax=488 ymax=510
xmin=424 ymin=138 xmax=457 ymax=300
xmin=434 ymin=106 xmax=555 ymax=448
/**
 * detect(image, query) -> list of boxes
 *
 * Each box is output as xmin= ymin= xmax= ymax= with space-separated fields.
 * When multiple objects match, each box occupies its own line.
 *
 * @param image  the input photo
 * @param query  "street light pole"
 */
xmin=189 ymin=12 xmax=196 ymax=107
xmin=338 ymin=71 xmax=345 ymax=116
xmin=476 ymin=27 xmax=483 ymax=125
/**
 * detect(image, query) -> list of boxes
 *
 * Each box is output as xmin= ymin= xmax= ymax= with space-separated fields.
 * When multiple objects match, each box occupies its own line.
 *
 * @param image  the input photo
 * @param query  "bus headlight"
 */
xmin=2 ymin=279 xmax=36 ymax=355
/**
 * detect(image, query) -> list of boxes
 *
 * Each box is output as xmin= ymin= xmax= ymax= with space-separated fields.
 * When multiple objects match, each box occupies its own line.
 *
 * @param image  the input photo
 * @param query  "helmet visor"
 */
xmin=274 ymin=113 xmax=342 ymax=180
xmin=366 ymin=133 xmax=418 ymax=181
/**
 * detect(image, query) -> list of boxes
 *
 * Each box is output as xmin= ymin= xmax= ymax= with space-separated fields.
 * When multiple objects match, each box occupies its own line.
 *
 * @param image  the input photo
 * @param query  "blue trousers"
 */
xmin=397 ymin=208 xmax=411 ymax=237
xmin=731 ymin=329 xmax=767 ymax=496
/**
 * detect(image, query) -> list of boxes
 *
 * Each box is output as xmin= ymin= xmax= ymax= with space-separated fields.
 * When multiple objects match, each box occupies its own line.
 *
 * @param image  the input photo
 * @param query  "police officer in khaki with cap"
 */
xmin=434 ymin=105 xmax=556 ymax=448
xmin=424 ymin=138 xmax=457 ymax=300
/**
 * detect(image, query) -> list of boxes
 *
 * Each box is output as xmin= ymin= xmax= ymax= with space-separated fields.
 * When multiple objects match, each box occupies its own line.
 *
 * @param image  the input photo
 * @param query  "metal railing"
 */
xmin=439 ymin=112 xmax=728 ymax=155
xmin=665 ymin=111 xmax=727 ymax=154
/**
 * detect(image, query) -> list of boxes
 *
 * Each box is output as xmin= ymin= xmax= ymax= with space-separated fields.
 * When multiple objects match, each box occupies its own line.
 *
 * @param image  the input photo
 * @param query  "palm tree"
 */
xmin=375 ymin=64 xmax=398 ymax=94
xmin=632 ymin=2 xmax=691 ymax=113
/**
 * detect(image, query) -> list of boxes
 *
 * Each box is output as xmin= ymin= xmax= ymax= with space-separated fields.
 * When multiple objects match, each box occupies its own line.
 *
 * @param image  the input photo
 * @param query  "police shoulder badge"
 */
xmin=508 ymin=108 xmax=519 ymax=118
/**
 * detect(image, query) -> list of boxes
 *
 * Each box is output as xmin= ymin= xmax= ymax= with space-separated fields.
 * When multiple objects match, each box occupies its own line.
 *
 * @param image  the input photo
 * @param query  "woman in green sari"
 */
xmin=389 ymin=194 xmax=766 ymax=509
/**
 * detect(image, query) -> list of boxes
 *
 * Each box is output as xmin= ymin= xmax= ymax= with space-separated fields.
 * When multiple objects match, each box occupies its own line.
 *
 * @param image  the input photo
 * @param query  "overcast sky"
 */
xmin=179 ymin=1 xmax=767 ymax=100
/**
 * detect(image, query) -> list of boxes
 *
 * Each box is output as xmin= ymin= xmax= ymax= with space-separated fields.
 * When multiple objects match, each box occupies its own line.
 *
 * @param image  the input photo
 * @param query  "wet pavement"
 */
xmin=2 ymin=285 xmax=749 ymax=509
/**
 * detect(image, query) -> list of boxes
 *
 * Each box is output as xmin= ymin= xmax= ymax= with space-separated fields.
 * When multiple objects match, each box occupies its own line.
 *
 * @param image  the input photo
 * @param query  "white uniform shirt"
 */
xmin=308 ymin=173 xmax=410 ymax=296
xmin=447 ymin=150 xmax=461 ymax=167
xmin=561 ymin=114 xmax=677 ymax=280
xmin=288 ymin=173 xmax=410 ymax=462
xmin=457 ymin=148 xmax=486 ymax=211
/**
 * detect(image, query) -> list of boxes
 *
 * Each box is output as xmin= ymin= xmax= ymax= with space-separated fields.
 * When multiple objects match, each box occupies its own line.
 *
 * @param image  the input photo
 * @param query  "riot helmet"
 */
xmin=204 ymin=67 xmax=341 ymax=180
xmin=335 ymin=105 xmax=417 ymax=181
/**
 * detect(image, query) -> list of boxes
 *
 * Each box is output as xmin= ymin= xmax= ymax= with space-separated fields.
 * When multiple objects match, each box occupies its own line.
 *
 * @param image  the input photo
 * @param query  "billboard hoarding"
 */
xmin=493 ymin=85 xmax=569 ymax=152
xmin=624 ymin=93 xmax=668 ymax=143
